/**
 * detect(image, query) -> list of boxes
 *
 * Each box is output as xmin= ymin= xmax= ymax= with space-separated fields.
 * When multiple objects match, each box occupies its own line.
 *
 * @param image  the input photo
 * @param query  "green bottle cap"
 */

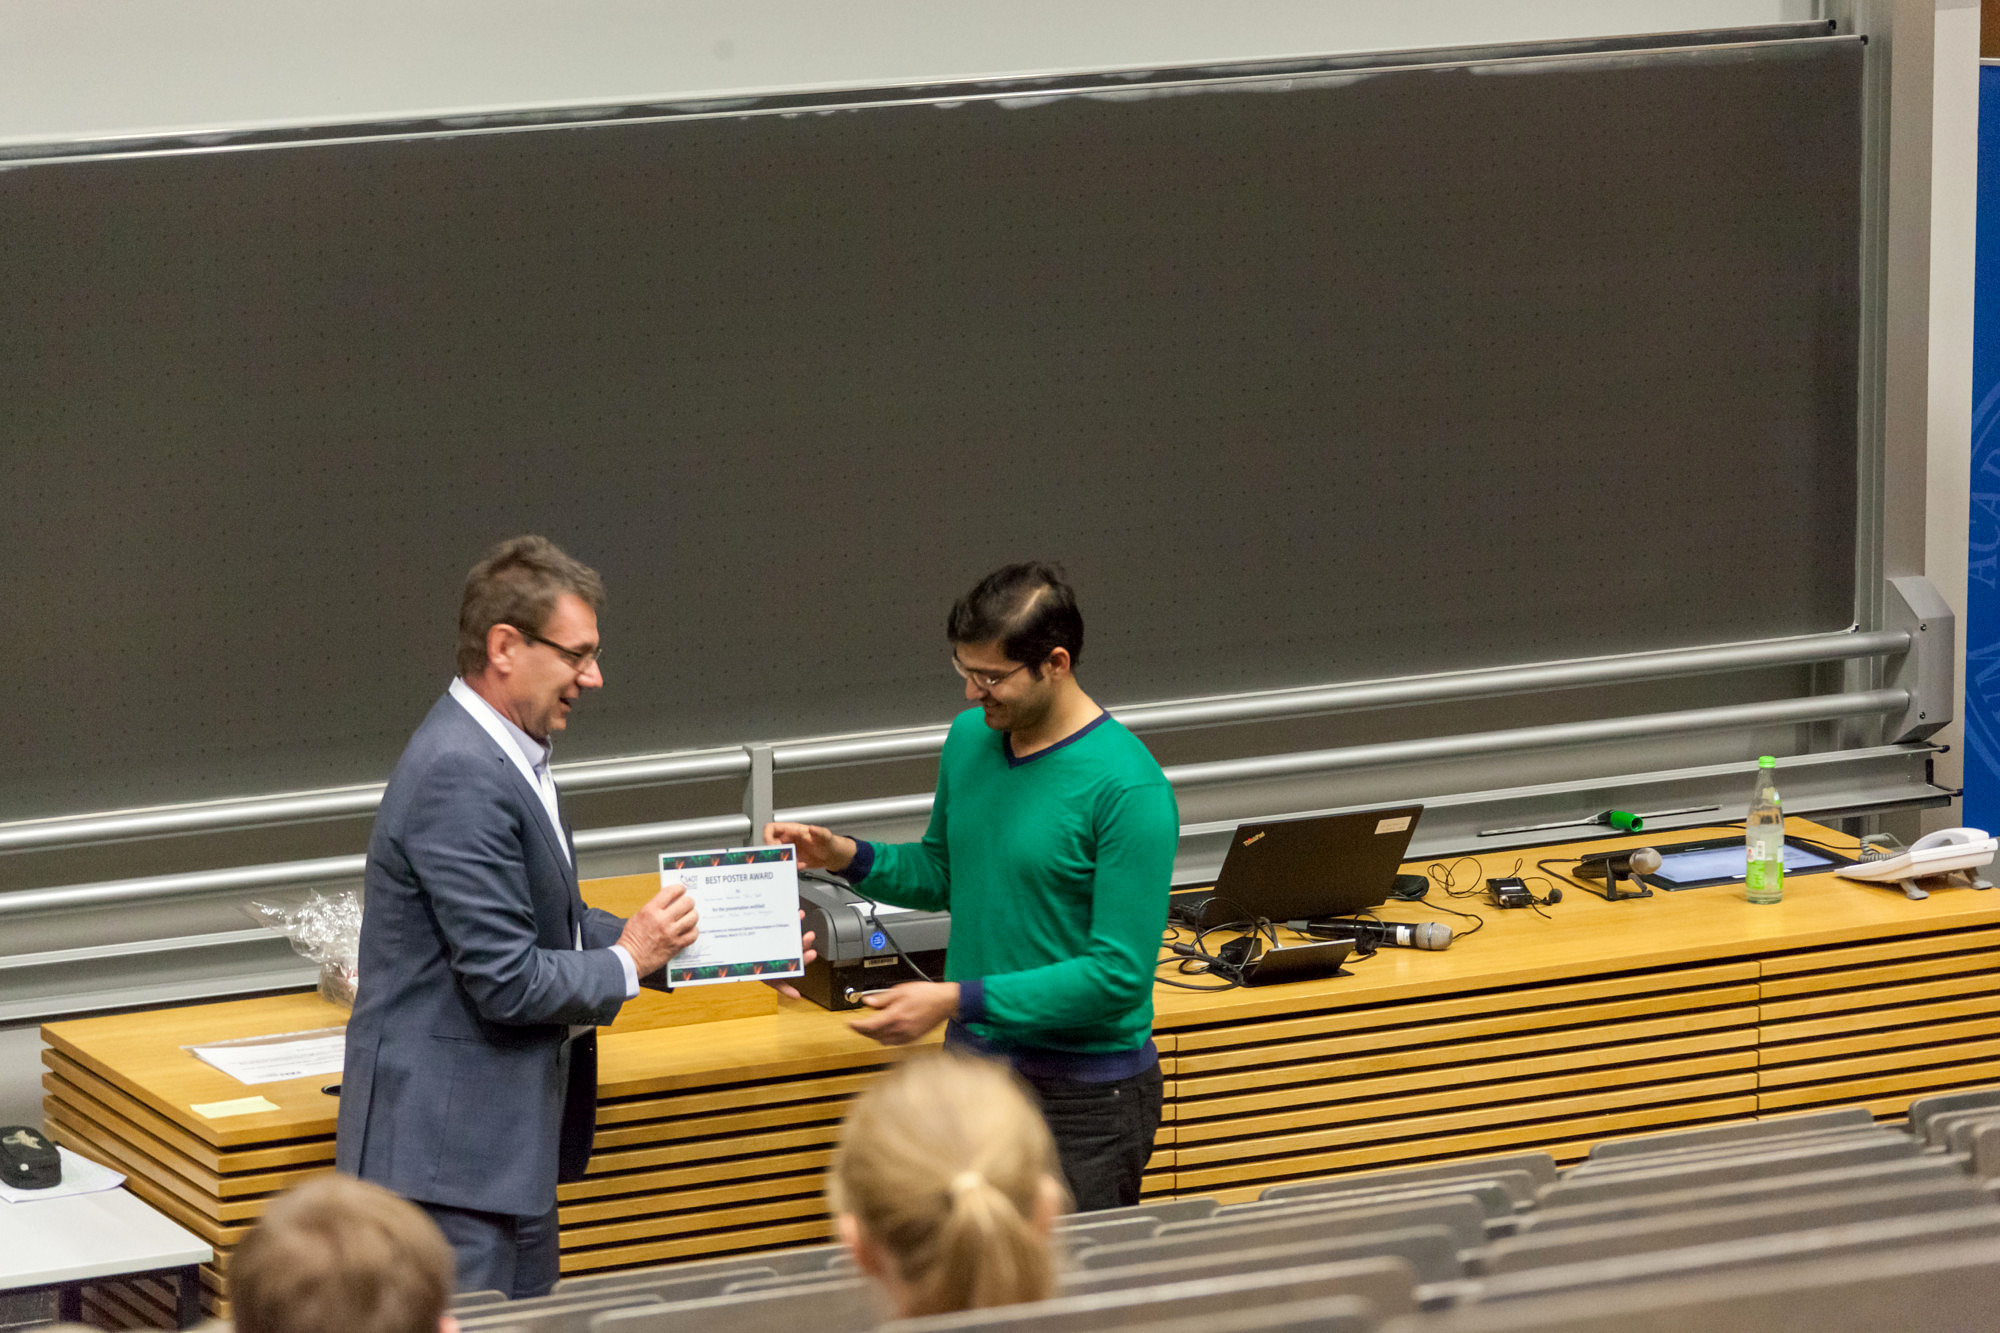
xmin=1758 ymin=755 xmax=1776 ymax=769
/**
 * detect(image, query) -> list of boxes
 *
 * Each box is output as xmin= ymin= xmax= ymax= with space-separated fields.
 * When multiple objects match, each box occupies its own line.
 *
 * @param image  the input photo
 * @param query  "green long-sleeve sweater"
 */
xmin=848 ymin=707 xmax=1178 ymax=1054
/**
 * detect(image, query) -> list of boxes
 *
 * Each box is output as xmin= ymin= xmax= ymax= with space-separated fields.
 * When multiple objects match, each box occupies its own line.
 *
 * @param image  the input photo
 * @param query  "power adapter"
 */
xmin=1216 ymin=936 xmax=1262 ymax=970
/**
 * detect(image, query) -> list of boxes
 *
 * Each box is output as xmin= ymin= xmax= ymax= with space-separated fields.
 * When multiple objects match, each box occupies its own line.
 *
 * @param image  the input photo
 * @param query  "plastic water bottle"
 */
xmin=1745 ymin=755 xmax=1784 ymax=905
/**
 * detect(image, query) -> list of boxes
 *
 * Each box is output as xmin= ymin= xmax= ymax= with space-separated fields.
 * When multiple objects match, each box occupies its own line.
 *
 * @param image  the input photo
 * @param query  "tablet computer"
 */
xmin=1640 ymin=836 xmax=1855 ymax=891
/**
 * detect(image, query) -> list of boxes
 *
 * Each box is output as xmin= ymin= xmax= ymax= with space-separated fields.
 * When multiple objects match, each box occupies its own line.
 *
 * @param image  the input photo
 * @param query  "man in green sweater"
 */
xmin=766 ymin=563 xmax=1179 ymax=1209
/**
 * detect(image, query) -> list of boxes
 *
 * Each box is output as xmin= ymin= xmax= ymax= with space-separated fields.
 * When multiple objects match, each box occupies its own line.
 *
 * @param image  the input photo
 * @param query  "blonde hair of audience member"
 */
xmin=231 ymin=1175 xmax=458 ymax=1333
xmin=828 ymin=1052 xmax=1068 ymax=1318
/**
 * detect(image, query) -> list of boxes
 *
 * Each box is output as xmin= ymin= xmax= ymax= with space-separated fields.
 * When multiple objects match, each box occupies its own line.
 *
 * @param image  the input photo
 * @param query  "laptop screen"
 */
xmin=1210 ymin=805 xmax=1423 ymax=924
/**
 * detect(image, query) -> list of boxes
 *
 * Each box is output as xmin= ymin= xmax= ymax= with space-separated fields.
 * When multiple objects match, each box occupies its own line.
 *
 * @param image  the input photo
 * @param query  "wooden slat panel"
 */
xmin=1762 ymin=1021 xmax=2000 ymax=1075
xmin=1757 ymin=992 xmax=2000 ymax=1047
xmin=44 ymin=1051 xmax=335 ymax=1178
xmin=1170 ymin=1094 xmax=1759 ymax=1192
xmin=1174 ymin=1071 xmax=1757 ymax=1167
xmin=1758 ymin=948 xmax=2000 ymax=998
xmin=561 ymin=1176 xmax=825 ymax=1227
xmin=1758 ymin=925 xmax=2000 ymax=977
xmin=593 ymin=1095 xmax=854 ymax=1150
xmin=1758 ymin=1059 xmax=2000 ymax=1111
xmin=1174 ymin=1028 xmax=1757 ymax=1124
xmin=1173 ymin=998 xmax=1757 ymax=1088
xmin=124 ymin=1273 xmax=200 ymax=1329
xmin=562 ymin=1219 xmax=836 ymax=1274
xmin=1853 ymin=1091 xmax=1966 ymax=1119
xmin=562 ymin=1195 xmax=827 ymax=1249
xmin=46 ymin=1101 xmax=292 ymax=1226
xmin=595 ymin=1067 xmax=886 ymax=1127
xmin=1199 ymin=1127 xmax=1636 ymax=1206
xmin=587 ymin=1121 xmax=841 ymax=1175
xmin=1759 ymin=972 xmax=1996 ymax=1024
xmin=1761 ymin=1036 xmax=2000 ymax=1089
xmin=81 ymin=1281 xmax=160 ymax=1331
xmin=46 ymin=1071 xmax=326 ymax=1208
xmin=45 ymin=1071 xmax=254 ymax=1204
xmin=1169 ymin=962 xmax=1761 ymax=1055
xmin=561 ymin=1147 xmax=834 ymax=1202
xmin=91 ymin=1150 xmax=247 ymax=1249
xmin=1174 ymin=1051 xmax=1756 ymax=1144
xmin=80 ymin=1268 xmax=218 ymax=1330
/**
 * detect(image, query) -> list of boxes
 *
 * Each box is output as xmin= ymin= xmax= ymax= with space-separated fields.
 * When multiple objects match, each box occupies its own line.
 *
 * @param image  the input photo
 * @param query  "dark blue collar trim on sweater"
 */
xmin=1004 ymin=710 xmax=1111 ymax=769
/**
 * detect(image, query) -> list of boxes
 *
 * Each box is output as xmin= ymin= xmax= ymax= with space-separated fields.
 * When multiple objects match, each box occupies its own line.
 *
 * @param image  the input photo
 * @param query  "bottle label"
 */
xmin=1746 ymin=858 xmax=1784 ymax=903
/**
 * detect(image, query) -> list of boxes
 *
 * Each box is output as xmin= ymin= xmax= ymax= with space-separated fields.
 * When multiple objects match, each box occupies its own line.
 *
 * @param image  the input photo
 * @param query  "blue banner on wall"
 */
xmin=1966 ymin=64 xmax=2000 ymax=833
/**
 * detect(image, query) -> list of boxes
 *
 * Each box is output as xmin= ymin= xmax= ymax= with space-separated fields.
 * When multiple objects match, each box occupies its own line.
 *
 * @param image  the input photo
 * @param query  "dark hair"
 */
xmin=457 ymin=535 xmax=605 ymax=676
xmin=947 ymin=563 xmax=1083 ymax=671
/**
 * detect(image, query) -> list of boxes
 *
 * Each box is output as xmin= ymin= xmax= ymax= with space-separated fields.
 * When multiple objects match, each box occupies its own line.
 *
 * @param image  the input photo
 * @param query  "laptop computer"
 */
xmin=1169 ymin=804 xmax=1424 ymax=930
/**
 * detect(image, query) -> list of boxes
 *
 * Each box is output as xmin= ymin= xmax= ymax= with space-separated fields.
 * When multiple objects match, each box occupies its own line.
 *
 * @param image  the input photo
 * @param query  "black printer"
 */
xmin=796 ymin=874 xmax=951 ymax=1011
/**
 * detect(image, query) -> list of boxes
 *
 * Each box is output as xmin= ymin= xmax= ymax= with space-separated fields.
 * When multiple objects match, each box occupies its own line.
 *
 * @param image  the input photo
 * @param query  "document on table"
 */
xmin=660 ymin=845 xmax=804 ymax=987
xmin=185 ymin=1026 xmax=346 ymax=1085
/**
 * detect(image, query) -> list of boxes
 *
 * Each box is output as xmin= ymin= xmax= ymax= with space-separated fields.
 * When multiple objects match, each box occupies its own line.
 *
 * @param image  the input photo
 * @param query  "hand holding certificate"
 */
xmin=660 ymin=845 xmax=806 ymax=987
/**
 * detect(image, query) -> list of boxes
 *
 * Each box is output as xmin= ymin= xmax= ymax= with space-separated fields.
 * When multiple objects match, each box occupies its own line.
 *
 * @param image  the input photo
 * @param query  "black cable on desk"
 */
xmin=1155 ymin=898 xmax=1278 ymax=990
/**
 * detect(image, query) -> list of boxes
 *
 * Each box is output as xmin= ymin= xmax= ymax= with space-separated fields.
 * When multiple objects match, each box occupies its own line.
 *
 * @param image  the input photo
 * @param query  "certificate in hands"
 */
xmin=660 ymin=845 xmax=805 ymax=987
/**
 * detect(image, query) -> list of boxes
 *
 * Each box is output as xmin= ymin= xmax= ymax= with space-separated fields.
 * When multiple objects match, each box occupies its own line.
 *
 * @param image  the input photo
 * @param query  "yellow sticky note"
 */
xmin=191 ymin=1096 xmax=280 ymax=1119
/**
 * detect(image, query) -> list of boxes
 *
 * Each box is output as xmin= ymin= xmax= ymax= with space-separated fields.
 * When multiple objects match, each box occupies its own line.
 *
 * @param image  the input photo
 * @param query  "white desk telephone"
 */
xmin=1835 ymin=827 xmax=1997 ymax=901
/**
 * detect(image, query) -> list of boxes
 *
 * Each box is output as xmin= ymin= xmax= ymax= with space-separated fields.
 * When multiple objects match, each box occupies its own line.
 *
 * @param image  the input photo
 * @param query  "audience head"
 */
xmin=231 ymin=1174 xmax=457 ymax=1333
xmin=828 ymin=1051 xmax=1067 ymax=1319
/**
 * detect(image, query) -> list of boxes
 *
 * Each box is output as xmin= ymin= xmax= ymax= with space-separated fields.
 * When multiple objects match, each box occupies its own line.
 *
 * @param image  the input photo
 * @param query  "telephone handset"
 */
xmin=1836 ymin=827 xmax=1997 ymax=900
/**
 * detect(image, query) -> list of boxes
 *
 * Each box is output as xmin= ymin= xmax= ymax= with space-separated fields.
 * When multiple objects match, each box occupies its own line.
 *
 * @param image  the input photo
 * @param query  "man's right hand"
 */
xmin=616 ymin=879 xmax=700 ymax=976
xmin=764 ymin=822 xmax=857 ymax=873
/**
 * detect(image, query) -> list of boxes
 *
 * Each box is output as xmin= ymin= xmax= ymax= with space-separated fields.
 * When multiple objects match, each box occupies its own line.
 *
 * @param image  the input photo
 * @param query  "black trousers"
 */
xmin=1018 ymin=1061 xmax=1165 ymax=1211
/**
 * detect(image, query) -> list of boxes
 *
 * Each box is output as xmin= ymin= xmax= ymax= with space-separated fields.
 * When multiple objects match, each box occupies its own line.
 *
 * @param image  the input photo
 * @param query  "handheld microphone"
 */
xmin=1574 ymin=846 xmax=1659 ymax=901
xmin=1577 ymin=846 xmax=1663 ymax=879
xmin=1314 ymin=918 xmax=1453 ymax=950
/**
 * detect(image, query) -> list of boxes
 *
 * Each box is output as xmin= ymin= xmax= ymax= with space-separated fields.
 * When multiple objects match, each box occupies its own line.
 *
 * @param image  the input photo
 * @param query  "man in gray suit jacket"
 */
xmin=336 ymin=536 xmax=699 ymax=1298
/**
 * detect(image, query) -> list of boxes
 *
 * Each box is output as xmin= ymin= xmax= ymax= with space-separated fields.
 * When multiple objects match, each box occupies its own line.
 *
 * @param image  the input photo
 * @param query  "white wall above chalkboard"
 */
xmin=0 ymin=1 xmax=1815 ymax=147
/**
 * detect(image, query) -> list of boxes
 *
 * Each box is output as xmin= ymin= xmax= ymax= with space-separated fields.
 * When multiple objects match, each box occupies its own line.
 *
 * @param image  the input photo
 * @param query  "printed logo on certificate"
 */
xmin=659 ymin=845 xmax=805 ymax=987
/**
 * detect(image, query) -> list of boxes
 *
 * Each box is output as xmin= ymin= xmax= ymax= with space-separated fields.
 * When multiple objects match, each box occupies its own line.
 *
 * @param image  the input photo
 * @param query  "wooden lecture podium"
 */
xmin=39 ymin=818 xmax=2000 ymax=1324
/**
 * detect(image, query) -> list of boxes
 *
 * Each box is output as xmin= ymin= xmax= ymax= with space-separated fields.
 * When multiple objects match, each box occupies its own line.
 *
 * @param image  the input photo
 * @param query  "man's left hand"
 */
xmin=849 ymin=981 xmax=960 ymax=1045
xmin=762 ymin=914 xmax=818 ymax=1000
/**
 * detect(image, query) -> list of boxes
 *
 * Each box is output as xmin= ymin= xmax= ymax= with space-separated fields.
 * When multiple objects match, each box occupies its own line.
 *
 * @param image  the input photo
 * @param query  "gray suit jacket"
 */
xmin=335 ymin=692 xmax=630 ymax=1217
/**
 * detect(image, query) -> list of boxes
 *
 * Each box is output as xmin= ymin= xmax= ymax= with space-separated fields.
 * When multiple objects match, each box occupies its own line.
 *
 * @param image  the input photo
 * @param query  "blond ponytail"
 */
xmin=829 ymin=1053 xmax=1067 ymax=1318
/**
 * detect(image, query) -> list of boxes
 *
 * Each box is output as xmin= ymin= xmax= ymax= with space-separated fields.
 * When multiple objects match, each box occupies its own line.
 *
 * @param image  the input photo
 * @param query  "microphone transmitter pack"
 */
xmin=1489 ymin=877 xmax=1534 ymax=909
xmin=0 ymin=1125 xmax=60 ymax=1190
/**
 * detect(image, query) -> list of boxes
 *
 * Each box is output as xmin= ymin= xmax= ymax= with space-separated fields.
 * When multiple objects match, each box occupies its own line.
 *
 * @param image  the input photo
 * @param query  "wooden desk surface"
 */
xmin=45 ymin=818 xmax=2000 ymax=1145
xmin=43 ymin=816 xmax=2000 ymax=1313
xmin=1153 ymin=820 xmax=2000 ymax=1027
